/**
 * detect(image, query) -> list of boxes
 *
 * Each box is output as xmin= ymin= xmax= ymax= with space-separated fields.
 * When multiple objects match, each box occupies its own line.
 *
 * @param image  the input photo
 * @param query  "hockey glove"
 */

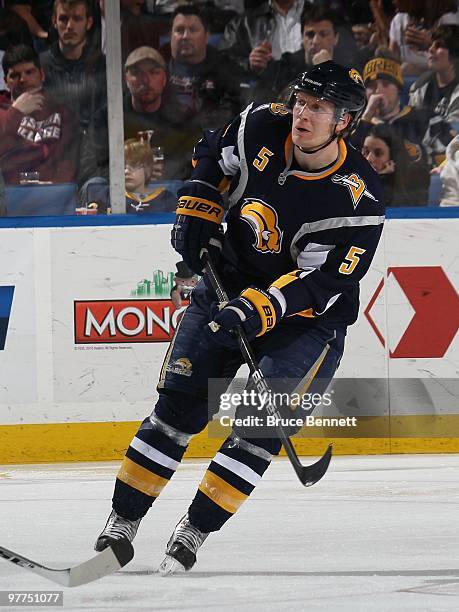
xmin=171 ymin=182 xmax=225 ymax=275
xmin=206 ymin=287 xmax=283 ymax=349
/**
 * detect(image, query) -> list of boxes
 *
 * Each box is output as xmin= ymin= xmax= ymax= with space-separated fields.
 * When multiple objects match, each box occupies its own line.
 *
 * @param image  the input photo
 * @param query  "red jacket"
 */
xmin=0 ymin=92 xmax=79 ymax=184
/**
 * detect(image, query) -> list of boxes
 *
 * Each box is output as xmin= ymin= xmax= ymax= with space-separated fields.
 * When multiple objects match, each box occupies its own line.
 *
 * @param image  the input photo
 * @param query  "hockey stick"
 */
xmin=0 ymin=540 xmax=133 ymax=587
xmin=204 ymin=254 xmax=332 ymax=487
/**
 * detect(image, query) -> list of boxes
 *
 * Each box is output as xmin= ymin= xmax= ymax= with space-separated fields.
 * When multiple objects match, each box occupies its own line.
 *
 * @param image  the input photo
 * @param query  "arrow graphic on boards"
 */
xmin=364 ymin=267 xmax=459 ymax=358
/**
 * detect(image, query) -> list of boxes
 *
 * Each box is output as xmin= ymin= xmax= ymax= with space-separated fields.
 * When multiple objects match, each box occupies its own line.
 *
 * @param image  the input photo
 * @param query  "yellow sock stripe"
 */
xmin=198 ymin=470 xmax=248 ymax=514
xmin=117 ymin=456 xmax=169 ymax=498
xmin=241 ymin=287 xmax=277 ymax=336
xmin=177 ymin=196 xmax=225 ymax=223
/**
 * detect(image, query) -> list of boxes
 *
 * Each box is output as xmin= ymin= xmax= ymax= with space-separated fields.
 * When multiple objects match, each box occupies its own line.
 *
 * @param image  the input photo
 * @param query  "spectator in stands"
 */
xmin=352 ymin=51 xmax=430 ymax=169
xmin=124 ymin=138 xmax=176 ymax=213
xmin=362 ymin=123 xmax=428 ymax=205
xmin=40 ymin=0 xmax=108 ymax=187
xmin=124 ymin=46 xmax=170 ymax=130
xmin=437 ymin=134 xmax=459 ymax=206
xmin=251 ymin=5 xmax=365 ymax=105
xmin=123 ymin=45 xmax=195 ymax=180
xmin=218 ymin=0 xmax=306 ymax=78
xmin=389 ymin=0 xmax=459 ymax=76
xmin=0 ymin=44 xmax=78 ymax=185
xmin=352 ymin=23 xmax=372 ymax=50
xmin=164 ymin=4 xmax=243 ymax=130
xmin=409 ymin=25 xmax=459 ymax=166
xmin=300 ymin=5 xmax=360 ymax=68
xmin=79 ymin=138 xmax=176 ymax=213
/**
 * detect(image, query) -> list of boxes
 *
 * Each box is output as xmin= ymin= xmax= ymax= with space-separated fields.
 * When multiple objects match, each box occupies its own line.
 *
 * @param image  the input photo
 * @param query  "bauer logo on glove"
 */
xmin=171 ymin=182 xmax=225 ymax=275
xmin=177 ymin=196 xmax=225 ymax=223
xmin=206 ymin=287 xmax=283 ymax=349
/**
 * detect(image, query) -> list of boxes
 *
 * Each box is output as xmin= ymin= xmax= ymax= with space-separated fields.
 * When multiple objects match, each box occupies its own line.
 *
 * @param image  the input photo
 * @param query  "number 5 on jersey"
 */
xmin=253 ymin=147 xmax=274 ymax=171
xmin=339 ymin=246 xmax=366 ymax=275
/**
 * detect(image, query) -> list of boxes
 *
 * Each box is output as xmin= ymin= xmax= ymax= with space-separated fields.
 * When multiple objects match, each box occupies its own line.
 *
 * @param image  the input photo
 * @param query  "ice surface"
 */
xmin=1 ymin=455 xmax=459 ymax=611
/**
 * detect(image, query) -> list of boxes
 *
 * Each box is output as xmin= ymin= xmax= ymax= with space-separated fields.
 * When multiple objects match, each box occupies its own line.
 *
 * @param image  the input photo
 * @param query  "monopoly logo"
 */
xmin=0 ymin=286 xmax=15 ymax=350
xmin=74 ymin=299 xmax=187 ymax=344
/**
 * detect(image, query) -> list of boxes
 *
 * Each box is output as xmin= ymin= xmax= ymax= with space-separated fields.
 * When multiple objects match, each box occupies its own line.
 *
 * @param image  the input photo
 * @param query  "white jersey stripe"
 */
xmin=219 ymin=146 xmax=240 ymax=175
xmin=308 ymin=215 xmax=385 ymax=231
xmin=315 ymin=293 xmax=341 ymax=315
xmin=228 ymin=103 xmax=254 ymax=208
xmin=130 ymin=436 xmax=179 ymax=471
xmin=296 ymin=242 xmax=335 ymax=270
xmin=213 ymin=452 xmax=262 ymax=487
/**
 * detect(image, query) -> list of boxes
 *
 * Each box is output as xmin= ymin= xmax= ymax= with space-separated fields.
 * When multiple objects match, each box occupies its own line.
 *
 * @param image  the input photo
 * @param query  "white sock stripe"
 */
xmin=228 ymin=435 xmax=273 ymax=461
xmin=213 ymin=452 xmax=262 ymax=487
xmin=130 ymin=437 xmax=180 ymax=471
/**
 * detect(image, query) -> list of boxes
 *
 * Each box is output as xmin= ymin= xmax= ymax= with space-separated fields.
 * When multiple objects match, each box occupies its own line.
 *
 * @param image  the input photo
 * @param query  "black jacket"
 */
xmin=40 ymin=42 xmax=108 ymax=185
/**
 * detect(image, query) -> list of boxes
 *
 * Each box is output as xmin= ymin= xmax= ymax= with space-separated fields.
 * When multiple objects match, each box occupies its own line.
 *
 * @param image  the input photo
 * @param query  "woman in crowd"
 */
xmin=362 ymin=123 xmax=428 ymax=205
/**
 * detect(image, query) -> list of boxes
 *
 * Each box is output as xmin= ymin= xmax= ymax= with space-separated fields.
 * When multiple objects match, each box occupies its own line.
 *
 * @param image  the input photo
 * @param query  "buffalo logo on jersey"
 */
xmin=269 ymin=103 xmax=290 ymax=116
xmin=240 ymin=199 xmax=283 ymax=254
xmin=331 ymin=173 xmax=378 ymax=209
xmin=166 ymin=357 xmax=193 ymax=377
xmin=348 ymin=68 xmax=364 ymax=85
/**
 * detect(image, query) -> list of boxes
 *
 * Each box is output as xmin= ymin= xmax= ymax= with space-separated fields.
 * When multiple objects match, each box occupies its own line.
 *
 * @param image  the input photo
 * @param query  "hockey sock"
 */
xmin=188 ymin=435 xmax=279 ymax=532
xmin=113 ymin=412 xmax=193 ymax=520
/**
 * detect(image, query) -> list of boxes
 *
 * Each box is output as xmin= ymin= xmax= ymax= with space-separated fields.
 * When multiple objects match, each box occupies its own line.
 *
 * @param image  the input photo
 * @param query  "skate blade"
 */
xmin=158 ymin=555 xmax=186 ymax=576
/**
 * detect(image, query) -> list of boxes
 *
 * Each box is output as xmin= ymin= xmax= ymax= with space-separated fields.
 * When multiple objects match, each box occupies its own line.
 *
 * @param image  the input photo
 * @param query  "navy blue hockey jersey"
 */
xmin=187 ymin=103 xmax=385 ymax=327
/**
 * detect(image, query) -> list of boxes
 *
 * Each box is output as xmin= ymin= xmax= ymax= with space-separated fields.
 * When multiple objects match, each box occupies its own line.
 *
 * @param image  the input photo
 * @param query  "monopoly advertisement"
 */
xmin=50 ymin=224 xmax=192 ymax=418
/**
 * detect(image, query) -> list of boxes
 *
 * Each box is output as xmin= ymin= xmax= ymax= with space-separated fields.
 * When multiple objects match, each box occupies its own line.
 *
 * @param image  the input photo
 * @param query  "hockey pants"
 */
xmin=112 ymin=281 xmax=346 ymax=532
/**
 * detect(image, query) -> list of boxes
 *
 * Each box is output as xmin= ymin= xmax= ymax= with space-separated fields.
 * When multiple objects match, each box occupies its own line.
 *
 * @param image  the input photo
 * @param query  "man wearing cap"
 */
xmin=351 ymin=51 xmax=429 ymax=170
xmin=123 ymin=45 xmax=195 ymax=180
xmin=124 ymin=46 xmax=169 ymax=117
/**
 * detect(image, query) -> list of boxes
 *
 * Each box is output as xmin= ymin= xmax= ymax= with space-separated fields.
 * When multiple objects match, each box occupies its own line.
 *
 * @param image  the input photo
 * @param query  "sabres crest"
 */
xmin=331 ymin=173 xmax=378 ymax=209
xmin=349 ymin=68 xmax=363 ymax=85
xmin=269 ymin=103 xmax=290 ymax=116
xmin=240 ymin=199 xmax=283 ymax=254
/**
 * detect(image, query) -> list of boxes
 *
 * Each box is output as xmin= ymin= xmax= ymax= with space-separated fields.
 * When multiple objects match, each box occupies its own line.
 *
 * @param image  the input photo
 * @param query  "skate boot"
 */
xmin=158 ymin=514 xmax=209 ymax=575
xmin=94 ymin=509 xmax=141 ymax=552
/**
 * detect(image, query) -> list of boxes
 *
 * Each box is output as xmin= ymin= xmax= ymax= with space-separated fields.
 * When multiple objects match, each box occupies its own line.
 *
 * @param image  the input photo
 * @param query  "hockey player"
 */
xmin=95 ymin=61 xmax=385 ymax=573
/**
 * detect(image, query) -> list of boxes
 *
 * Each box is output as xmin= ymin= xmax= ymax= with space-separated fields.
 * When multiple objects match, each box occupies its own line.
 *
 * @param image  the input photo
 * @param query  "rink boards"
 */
xmin=0 ymin=211 xmax=458 ymax=463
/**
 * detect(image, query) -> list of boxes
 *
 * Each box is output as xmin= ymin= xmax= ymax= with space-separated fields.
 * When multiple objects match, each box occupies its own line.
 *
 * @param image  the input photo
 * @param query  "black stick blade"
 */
xmin=298 ymin=444 xmax=333 ymax=487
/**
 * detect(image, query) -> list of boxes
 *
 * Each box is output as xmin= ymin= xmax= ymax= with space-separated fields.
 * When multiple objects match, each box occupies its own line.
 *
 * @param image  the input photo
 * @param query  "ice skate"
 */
xmin=158 ymin=514 xmax=209 ymax=575
xmin=94 ymin=509 xmax=141 ymax=552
